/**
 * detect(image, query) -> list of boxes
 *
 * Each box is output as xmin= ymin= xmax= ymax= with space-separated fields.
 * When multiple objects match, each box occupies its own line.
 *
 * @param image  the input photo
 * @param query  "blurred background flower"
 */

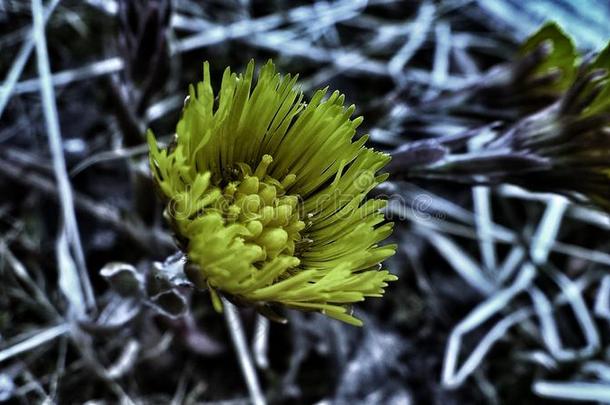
xmin=391 ymin=28 xmax=610 ymax=211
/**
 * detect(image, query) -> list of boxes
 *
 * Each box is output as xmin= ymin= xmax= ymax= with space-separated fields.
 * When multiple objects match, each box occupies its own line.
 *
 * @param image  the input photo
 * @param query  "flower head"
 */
xmin=148 ymin=60 xmax=396 ymax=325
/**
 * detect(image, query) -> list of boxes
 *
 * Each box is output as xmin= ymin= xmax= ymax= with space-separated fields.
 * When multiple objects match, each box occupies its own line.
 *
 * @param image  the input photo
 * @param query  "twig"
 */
xmin=173 ymin=9 xmax=469 ymax=90
xmin=0 ymin=0 xmax=60 ymax=119
xmin=252 ymin=315 xmax=270 ymax=370
xmin=32 ymin=0 xmax=95 ymax=313
xmin=533 ymin=381 xmax=610 ymax=402
xmin=441 ymin=196 xmax=570 ymax=388
xmin=0 ymin=157 xmax=174 ymax=252
xmin=388 ymin=2 xmax=435 ymax=81
xmin=12 ymin=57 xmax=124 ymax=94
xmin=222 ymin=298 xmax=266 ymax=405
xmin=0 ymin=324 xmax=69 ymax=364
xmin=172 ymin=0 xmax=372 ymax=53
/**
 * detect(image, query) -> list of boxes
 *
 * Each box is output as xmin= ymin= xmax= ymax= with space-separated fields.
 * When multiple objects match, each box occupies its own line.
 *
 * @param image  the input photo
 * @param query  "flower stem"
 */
xmin=222 ymin=298 xmax=266 ymax=405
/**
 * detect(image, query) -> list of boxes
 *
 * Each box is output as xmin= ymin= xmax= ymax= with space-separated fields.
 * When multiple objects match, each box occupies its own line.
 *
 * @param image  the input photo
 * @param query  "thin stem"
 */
xmin=32 ymin=0 xmax=96 ymax=313
xmin=222 ymin=298 xmax=266 ymax=405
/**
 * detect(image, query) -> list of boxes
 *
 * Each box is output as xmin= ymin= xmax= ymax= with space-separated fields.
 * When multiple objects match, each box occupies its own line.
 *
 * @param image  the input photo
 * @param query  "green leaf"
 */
xmin=583 ymin=41 xmax=610 ymax=116
xmin=520 ymin=21 xmax=579 ymax=91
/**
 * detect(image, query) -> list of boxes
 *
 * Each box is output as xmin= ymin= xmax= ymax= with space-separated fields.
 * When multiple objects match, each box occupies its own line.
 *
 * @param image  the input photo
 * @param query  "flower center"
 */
xmin=216 ymin=154 xmax=306 ymax=262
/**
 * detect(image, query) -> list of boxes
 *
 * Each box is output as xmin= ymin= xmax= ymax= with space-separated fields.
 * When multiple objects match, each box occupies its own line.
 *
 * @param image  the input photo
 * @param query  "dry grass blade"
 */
xmin=0 ymin=324 xmax=69 ymax=363
xmin=222 ymin=298 xmax=266 ymax=405
xmin=0 ymin=0 xmax=60 ymax=118
xmin=31 ymin=0 xmax=95 ymax=314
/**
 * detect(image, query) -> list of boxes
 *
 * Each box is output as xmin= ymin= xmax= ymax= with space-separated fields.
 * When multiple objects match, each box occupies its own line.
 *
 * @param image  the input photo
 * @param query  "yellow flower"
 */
xmin=147 ymin=60 xmax=396 ymax=325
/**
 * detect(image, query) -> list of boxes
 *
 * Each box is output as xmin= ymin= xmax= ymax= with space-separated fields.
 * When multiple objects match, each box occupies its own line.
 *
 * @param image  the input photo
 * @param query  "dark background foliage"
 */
xmin=1 ymin=0 xmax=610 ymax=404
